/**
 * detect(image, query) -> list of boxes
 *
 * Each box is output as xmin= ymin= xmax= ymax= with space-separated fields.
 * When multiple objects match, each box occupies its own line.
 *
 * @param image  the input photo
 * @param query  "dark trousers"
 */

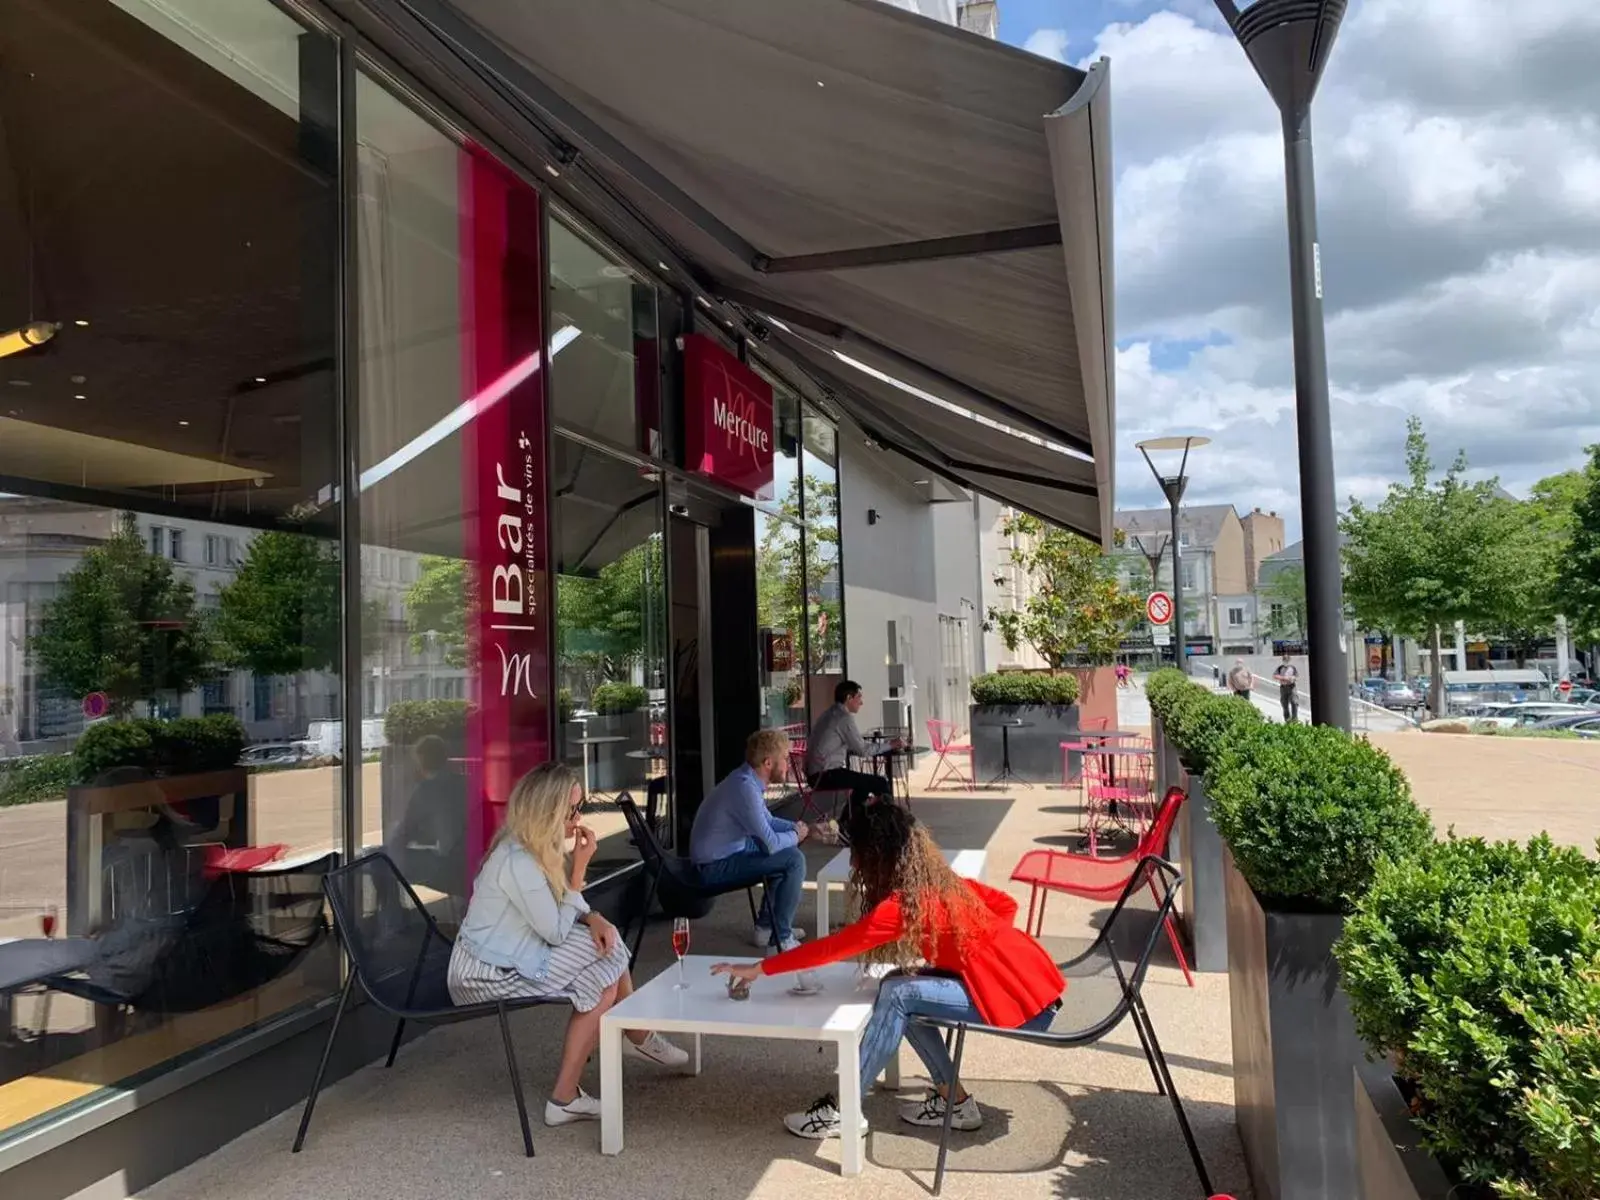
xmin=1280 ymin=686 xmax=1299 ymax=722
xmin=810 ymin=767 xmax=892 ymax=808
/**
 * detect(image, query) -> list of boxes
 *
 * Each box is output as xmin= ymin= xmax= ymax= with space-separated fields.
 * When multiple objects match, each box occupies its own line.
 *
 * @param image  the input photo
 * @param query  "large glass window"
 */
xmin=0 ymin=0 xmax=341 ymax=1139
xmin=801 ymin=409 xmax=845 ymax=678
xmin=754 ymin=378 xmax=806 ymax=732
xmin=548 ymin=216 xmax=659 ymax=455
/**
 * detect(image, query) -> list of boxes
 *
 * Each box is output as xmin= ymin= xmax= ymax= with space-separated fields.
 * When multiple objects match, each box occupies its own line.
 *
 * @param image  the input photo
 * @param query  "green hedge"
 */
xmin=0 ymin=754 xmax=75 ymax=807
xmin=591 ymin=682 xmax=648 ymax=715
xmin=1144 ymin=668 xmax=1191 ymax=715
xmin=1336 ymin=835 xmax=1600 ymax=1197
xmin=1207 ymin=721 xmax=1432 ymax=912
xmin=1159 ymin=683 xmax=1264 ymax=777
xmin=383 ymin=699 xmax=470 ymax=745
xmin=970 ymin=671 xmax=1080 ymax=706
xmin=73 ymin=714 xmax=247 ymax=784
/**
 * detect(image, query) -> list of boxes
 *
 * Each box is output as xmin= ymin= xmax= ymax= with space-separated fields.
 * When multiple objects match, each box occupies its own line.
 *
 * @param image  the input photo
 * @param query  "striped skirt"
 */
xmin=447 ymin=927 xmax=631 ymax=1013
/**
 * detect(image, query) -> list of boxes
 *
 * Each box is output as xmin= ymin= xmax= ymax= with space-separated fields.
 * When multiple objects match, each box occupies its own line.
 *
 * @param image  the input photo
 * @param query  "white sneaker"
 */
xmin=764 ymin=936 xmax=803 ymax=957
xmin=544 ymin=1088 xmax=601 ymax=1126
xmin=900 ymin=1089 xmax=983 ymax=1131
xmin=623 ymin=1031 xmax=690 ymax=1068
xmin=752 ymin=925 xmax=805 ymax=948
xmin=783 ymin=1093 xmax=869 ymax=1140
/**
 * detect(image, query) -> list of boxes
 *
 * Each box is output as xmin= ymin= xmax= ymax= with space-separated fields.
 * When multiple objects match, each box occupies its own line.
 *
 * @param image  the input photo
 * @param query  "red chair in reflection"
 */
xmin=788 ymin=749 xmax=847 ymax=824
xmin=1010 ymin=785 xmax=1194 ymax=987
xmin=926 ymin=719 xmax=974 ymax=791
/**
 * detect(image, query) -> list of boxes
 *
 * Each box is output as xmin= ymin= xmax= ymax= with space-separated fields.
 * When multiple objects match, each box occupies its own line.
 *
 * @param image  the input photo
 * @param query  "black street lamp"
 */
xmin=1214 ymin=0 xmax=1351 ymax=731
xmin=1137 ymin=436 xmax=1209 ymax=669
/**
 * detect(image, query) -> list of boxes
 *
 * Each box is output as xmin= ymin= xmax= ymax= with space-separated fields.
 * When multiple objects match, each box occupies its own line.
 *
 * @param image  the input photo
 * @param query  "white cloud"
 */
xmin=1023 ymin=28 xmax=1069 ymax=62
xmin=1083 ymin=1 xmax=1600 ymax=537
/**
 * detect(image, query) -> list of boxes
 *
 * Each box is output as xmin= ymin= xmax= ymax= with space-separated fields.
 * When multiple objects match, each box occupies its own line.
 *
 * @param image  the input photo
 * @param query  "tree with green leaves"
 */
xmin=405 ymin=556 xmax=470 ymax=667
xmin=757 ymin=475 xmax=842 ymax=673
xmin=214 ymin=531 xmax=344 ymax=676
xmin=1559 ymin=446 xmax=1600 ymax=654
xmin=1341 ymin=417 xmax=1529 ymax=712
xmin=985 ymin=513 xmax=1145 ymax=668
xmin=557 ymin=537 xmax=664 ymax=690
xmin=1484 ymin=467 xmax=1588 ymax=666
xmin=31 ymin=512 xmax=214 ymax=716
xmin=1261 ymin=564 xmax=1308 ymax=639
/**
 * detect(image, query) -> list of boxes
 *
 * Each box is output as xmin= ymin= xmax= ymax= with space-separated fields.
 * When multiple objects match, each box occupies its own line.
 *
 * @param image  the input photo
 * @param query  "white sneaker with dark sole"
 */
xmin=544 ymin=1088 xmax=602 ymax=1126
xmin=752 ymin=926 xmax=806 ymax=948
xmin=783 ymin=1093 xmax=869 ymax=1140
xmin=900 ymin=1089 xmax=983 ymax=1131
xmin=623 ymin=1031 xmax=690 ymax=1068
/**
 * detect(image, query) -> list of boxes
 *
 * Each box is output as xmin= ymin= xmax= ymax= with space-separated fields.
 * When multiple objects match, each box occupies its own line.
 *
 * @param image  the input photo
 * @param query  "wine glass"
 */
xmin=671 ymin=917 xmax=690 ymax=990
xmin=40 ymin=905 xmax=57 ymax=939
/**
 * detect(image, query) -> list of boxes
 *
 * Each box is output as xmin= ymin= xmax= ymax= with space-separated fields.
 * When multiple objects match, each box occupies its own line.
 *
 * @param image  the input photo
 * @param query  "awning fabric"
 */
xmin=388 ymin=0 xmax=1115 ymax=543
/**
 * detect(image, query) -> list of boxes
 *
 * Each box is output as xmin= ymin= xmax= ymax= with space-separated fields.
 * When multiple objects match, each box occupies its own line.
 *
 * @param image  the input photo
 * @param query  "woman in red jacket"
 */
xmin=714 ymin=802 xmax=1064 ymax=1140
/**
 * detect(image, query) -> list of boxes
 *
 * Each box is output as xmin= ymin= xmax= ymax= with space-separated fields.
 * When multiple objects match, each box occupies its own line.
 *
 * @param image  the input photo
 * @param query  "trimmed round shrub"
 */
xmin=1144 ymin=668 xmax=1190 ymax=715
xmin=1165 ymin=691 xmax=1264 ymax=776
xmin=383 ymin=699 xmax=470 ymax=744
xmin=1208 ymin=721 xmax=1432 ymax=912
xmin=1337 ymin=835 xmax=1600 ymax=1196
xmin=591 ymin=682 xmax=648 ymax=715
xmin=73 ymin=720 xmax=156 ymax=784
xmin=970 ymin=671 xmax=1080 ymax=706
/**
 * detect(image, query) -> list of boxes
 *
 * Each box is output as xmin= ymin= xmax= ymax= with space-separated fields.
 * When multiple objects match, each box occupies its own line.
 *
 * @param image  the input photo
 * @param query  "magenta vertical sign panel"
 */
xmin=459 ymin=147 xmax=550 ymax=869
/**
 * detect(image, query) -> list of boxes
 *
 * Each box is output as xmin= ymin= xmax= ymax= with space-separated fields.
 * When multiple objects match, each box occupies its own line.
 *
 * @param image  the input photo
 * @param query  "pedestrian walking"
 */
xmin=1272 ymin=655 xmax=1299 ymax=722
xmin=1227 ymin=659 xmax=1254 ymax=702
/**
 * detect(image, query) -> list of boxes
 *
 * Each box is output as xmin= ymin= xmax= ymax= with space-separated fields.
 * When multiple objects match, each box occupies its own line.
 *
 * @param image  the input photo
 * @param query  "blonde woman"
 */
xmin=449 ymin=762 xmax=687 ymax=1125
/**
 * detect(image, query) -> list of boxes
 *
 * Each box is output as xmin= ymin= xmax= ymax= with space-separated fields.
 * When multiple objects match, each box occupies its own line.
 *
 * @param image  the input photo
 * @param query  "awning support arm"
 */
xmin=754 ymin=223 xmax=1062 ymax=274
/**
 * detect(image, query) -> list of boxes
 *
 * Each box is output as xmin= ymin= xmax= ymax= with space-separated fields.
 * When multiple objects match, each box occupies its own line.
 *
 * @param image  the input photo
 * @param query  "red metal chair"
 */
xmin=926 ymin=718 xmax=974 ymax=790
xmin=1081 ymin=746 xmax=1154 ymax=856
xmin=787 ymin=748 xmax=847 ymax=823
xmin=1010 ymin=786 xmax=1195 ymax=987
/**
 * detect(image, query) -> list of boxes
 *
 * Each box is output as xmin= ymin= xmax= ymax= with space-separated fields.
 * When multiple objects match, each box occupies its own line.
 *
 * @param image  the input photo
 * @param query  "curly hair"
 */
xmin=843 ymin=801 xmax=990 ymax=972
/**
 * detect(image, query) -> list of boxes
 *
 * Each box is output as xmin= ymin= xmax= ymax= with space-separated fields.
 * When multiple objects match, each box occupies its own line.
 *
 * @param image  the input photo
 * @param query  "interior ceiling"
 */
xmin=0 ymin=0 xmax=335 ymax=526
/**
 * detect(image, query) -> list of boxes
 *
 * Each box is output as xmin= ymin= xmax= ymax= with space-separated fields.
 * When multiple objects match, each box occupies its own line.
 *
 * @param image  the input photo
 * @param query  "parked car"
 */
xmin=1356 ymin=678 xmax=1422 ymax=712
xmin=1530 ymin=712 xmax=1600 ymax=738
xmin=239 ymin=741 xmax=311 ymax=768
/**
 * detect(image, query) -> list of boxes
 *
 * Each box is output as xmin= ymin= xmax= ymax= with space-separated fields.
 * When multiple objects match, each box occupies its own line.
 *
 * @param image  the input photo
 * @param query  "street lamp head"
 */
xmin=1136 ymin=435 xmax=1208 ymax=508
xmin=1213 ymin=0 xmax=1347 ymax=116
xmin=1135 ymin=435 xmax=1212 ymax=454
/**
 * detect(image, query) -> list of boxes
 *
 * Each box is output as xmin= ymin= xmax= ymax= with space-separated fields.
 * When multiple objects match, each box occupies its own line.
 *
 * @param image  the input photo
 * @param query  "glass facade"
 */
xmin=0 ymin=0 xmax=841 ymax=1156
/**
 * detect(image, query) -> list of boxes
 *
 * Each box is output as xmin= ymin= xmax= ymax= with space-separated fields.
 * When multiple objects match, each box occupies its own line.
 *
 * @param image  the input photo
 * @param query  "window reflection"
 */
xmin=802 ymin=411 xmax=845 ymax=676
xmin=0 ymin=0 xmax=340 ymax=1138
xmin=754 ymin=379 xmax=806 ymax=731
xmin=553 ymin=436 xmax=665 ymax=861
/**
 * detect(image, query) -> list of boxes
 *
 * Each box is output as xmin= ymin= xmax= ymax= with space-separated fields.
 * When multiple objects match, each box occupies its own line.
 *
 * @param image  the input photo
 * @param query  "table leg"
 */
xmin=816 ymin=877 xmax=831 ymax=939
xmin=688 ymin=1032 xmax=702 ymax=1077
xmin=600 ymin=1018 xmax=624 ymax=1156
xmin=837 ymin=1034 xmax=864 ymax=1177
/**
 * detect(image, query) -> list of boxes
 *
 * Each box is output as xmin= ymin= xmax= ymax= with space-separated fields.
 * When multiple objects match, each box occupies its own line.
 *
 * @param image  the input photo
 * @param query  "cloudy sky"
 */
xmin=997 ymin=0 xmax=1600 ymax=539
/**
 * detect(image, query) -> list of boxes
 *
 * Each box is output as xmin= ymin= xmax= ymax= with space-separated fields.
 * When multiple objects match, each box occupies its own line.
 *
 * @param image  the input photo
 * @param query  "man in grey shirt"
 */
xmin=805 ymin=680 xmax=891 ymax=813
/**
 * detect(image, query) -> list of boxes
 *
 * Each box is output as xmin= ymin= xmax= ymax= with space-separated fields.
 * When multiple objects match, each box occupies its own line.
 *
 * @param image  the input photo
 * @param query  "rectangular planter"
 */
xmin=968 ymin=703 xmax=1080 ymax=784
xmin=1226 ymin=847 xmax=1366 ymax=1200
xmin=1354 ymin=1063 xmax=1456 ymax=1200
xmin=1174 ymin=772 xmax=1228 ymax=972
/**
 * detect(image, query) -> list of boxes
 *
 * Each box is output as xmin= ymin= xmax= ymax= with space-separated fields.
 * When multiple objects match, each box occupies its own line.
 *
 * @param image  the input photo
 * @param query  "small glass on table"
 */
xmin=671 ymin=917 xmax=690 ymax=989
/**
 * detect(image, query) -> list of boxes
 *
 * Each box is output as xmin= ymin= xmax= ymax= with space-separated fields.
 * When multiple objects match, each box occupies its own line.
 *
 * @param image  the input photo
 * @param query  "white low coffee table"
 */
xmin=599 ymin=954 xmax=879 ymax=1175
xmin=814 ymin=847 xmax=988 ymax=938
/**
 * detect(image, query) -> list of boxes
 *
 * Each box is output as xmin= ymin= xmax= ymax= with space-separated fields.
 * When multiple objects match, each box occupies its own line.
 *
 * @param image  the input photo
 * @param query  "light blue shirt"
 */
xmin=455 ymin=839 xmax=589 ymax=981
xmin=689 ymin=763 xmax=798 ymax=864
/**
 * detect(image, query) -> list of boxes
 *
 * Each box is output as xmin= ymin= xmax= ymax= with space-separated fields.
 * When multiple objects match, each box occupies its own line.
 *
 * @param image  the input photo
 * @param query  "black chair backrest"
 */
xmin=1056 ymin=856 xmax=1184 ymax=1043
xmin=645 ymin=776 xmax=671 ymax=846
xmin=323 ymin=850 xmax=454 ymax=1014
xmin=616 ymin=795 xmax=664 ymax=870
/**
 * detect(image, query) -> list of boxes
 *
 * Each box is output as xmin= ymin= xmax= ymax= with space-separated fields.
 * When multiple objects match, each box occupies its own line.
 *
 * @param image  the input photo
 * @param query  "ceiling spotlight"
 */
xmin=74 ymin=319 xmax=90 ymax=328
xmin=74 ymin=393 xmax=86 ymax=400
xmin=178 ymin=419 xmax=190 ymax=426
xmin=254 ymin=376 xmax=267 ymax=384
xmin=0 ymin=321 xmax=58 ymax=360
xmin=544 ymin=164 xmax=561 ymax=178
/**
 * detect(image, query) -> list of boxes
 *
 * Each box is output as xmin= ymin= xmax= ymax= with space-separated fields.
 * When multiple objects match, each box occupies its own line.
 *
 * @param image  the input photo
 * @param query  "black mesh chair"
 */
xmin=615 ymin=795 xmax=778 ymax=964
xmin=910 ymin=857 xmax=1213 ymax=1197
xmin=292 ymin=850 xmax=570 ymax=1158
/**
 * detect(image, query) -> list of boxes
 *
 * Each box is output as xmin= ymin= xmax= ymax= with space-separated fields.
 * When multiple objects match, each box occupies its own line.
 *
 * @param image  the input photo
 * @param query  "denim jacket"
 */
xmin=455 ymin=839 xmax=588 ymax=981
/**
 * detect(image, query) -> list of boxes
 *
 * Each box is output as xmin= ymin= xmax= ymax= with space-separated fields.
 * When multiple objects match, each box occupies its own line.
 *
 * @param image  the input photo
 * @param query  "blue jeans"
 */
xmin=857 ymin=974 xmax=1058 ymax=1098
xmin=693 ymin=844 xmax=806 ymax=944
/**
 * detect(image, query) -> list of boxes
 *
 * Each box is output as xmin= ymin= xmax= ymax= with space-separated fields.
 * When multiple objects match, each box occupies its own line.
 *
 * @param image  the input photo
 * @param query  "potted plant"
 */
xmin=586 ymin=681 xmax=649 ymax=793
xmin=65 ymin=714 xmax=249 ymax=935
xmin=379 ymin=699 xmax=470 ymax=847
xmin=1150 ymin=676 xmax=1262 ymax=972
xmin=1337 ymin=835 xmax=1600 ymax=1200
xmin=1208 ymin=721 xmax=1433 ymax=1200
xmin=967 ymin=670 xmax=1080 ymax=783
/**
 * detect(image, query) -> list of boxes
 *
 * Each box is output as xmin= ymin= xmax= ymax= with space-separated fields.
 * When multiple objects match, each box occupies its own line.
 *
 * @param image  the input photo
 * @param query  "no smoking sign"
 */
xmin=1146 ymin=591 xmax=1174 ymax=626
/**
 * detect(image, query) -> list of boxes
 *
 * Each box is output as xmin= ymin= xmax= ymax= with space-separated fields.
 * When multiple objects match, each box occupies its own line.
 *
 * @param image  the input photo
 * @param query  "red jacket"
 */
xmin=761 ymin=879 xmax=1064 ymax=1028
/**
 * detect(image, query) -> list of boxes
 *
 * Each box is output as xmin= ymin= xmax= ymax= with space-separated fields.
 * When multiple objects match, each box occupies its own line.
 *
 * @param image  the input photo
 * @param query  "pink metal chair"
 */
xmin=926 ymin=718 xmax=974 ymax=790
xmin=1082 ymin=746 xmax=1154 ymax=855
xmin=788 ymin=748 xmax=848 ymax=824
xmin=1011 ymin=786 xmax=1195 ymax=987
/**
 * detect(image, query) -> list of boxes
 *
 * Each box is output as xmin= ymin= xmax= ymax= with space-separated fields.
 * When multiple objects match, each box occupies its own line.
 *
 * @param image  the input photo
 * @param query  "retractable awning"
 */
xmin=382 ymin=0 xmax=1116 ymax=543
